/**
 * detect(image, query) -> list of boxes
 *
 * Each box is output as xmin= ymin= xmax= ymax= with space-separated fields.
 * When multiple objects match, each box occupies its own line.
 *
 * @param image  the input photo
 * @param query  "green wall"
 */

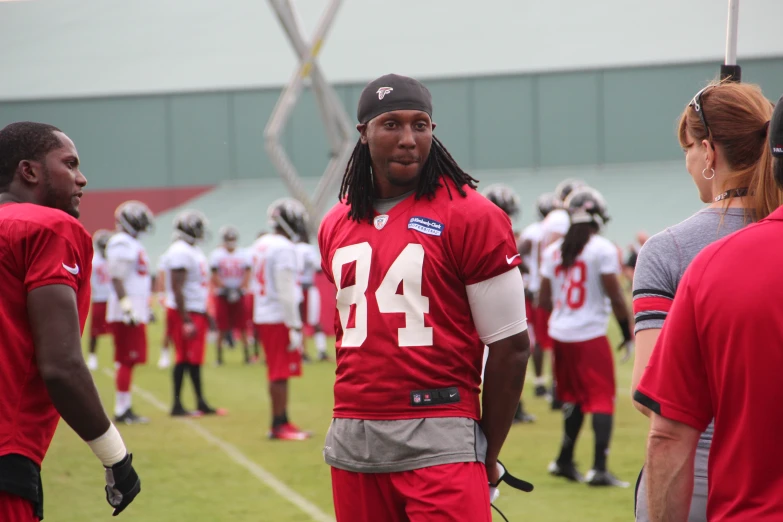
xmin=1 ymin=58 xmax=782 ymax=190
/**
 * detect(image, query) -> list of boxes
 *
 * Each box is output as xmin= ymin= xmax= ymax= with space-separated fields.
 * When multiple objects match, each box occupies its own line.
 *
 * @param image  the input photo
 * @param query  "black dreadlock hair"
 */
xmin=561 ymin=222 xmax=599 ymax=269
xmin=338 ymin=135 xmax=479 ymax=223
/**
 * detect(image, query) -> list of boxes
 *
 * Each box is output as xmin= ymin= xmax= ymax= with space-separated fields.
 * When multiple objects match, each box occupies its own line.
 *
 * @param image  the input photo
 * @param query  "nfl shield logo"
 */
xmin=413 ymin=393 xmax=421 ymax=404
xmin=374 ymin=215 xmax=389 ymax=230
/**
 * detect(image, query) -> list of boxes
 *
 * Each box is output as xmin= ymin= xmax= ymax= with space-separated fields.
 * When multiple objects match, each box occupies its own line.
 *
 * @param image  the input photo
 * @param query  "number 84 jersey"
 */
xmin=318 ymin=181 xmax=522 ymax=421
xmin=540 ymin=234 xmax=621 ymax=343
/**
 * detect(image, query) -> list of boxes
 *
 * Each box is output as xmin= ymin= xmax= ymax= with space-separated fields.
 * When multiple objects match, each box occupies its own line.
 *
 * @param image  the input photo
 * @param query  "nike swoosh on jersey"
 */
xmin=62 ymin=263 xmax=80 ymax=275
xmin=506 ymin=254 xmax=520 ymax=264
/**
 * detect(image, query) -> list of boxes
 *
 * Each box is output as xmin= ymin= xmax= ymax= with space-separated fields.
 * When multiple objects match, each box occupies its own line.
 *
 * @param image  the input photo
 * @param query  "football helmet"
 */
xmin=482 ymin=184 xmax=520 ymax=218
xmin=219 ymin=225 xmax=239 ymax=244
xmin=535 ymin=192 xmax=560 ymax=220
xmin=93 ymin=229 xmax=113 ymax=256
xmin=267 ymin=198 xmax=308 ymax=242
xmin=564 ymin=186 xmax=610 ymax=227
xmin=173 ymin=209 xmax=209 ymax=243
xmin=554 ymin=179 xmax=587 ymax=205
xmin=115 ymin=200 xmax=154 ymax=236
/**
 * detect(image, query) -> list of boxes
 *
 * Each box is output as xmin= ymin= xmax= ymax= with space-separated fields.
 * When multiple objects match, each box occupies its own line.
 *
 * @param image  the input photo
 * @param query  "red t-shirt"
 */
xmin=0 ymin=203 xmax=93 ymax=466
xmin=636 ymin=206 xmax=783 ymax=522
xmin=318 ymin=179 xmax=521 ymax=421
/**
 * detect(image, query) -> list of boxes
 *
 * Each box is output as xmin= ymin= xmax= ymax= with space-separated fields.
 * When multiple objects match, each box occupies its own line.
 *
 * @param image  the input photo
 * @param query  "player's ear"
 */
xmin=18 ymin=159 xmax=41 ymax=186
xmin=431 ymin=121 xmax=437 ymax=131
xmin=357 ymin=123 xmax=368 ymax=145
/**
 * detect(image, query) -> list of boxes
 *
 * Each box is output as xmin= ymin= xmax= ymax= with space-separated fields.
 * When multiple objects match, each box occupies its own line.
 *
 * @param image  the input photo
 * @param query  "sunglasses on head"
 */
xmin=689 ymin=86 xmax=714 ymax=141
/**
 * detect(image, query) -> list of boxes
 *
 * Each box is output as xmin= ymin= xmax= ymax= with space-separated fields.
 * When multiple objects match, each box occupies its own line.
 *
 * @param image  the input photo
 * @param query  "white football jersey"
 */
xmin=296 ymin=242 xmax=320 ymax=286
xmin=106 ymin=232 xmax=152 ymax=323
xmin=164 ymin=239 xmax=209 ymax=313
xmin=540 ymin=234 xmax=620 ymax=342
xmin=209 ymin=246 xmax=250 ymax=290
xmin=519 ymin=221 xmax=543 ymax=293
xmin=91 ymin=253 xmax=112 ymax=303
xmin=250 ymin=233 xmax=298 ymax=324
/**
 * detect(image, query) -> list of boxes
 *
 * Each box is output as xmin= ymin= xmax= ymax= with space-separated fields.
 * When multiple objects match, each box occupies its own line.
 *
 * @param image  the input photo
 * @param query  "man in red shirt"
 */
xmin=319 ymin=74 xmax=531 ymax=521
xmin=634 ymin=97 xmax=783 ymax=522
xmin=0 ymin=122 xmax=141 ymax=521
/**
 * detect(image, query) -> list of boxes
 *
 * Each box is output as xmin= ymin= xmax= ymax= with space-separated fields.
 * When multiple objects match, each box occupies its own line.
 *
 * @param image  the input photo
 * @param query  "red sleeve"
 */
xmin=450 ymin=198 xmax=521 ymax=285
xmin=634 ymin=268 xmax=713 ymax=432
xmin=24 ymin=220 xmax=90 ymax=293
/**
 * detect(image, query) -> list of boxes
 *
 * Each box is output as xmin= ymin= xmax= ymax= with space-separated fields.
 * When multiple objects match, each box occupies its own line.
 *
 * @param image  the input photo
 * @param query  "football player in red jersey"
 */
xmin=319 ymin=74 xmax=530 ymax=521
xmin=0 ymin=122 xmax=140 ymax=521
xmin=87 ymin=229 xmax=113 ymax=371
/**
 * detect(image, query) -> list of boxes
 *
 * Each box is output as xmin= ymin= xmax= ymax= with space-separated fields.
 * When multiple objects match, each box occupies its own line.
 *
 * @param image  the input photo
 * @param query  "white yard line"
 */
xmin=101 ymin=369 xmax=335 ymax=522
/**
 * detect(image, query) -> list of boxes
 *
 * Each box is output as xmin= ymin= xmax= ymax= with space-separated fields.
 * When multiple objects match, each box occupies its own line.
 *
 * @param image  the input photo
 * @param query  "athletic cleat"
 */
xmin=548 ymin=461 xmax=585 ymax=482
xmin=157 ymin=349 xmax=171 ymax=370
xmin=115 ymin=409 xmax=150 ymax=425
xmin=170 ymin=404 xmax=199 ymax=417
xmin=585 ymin=469 xmax=630 ymax=488
xmin=197 ymin=403 xmax=228 ymax=416
xmin=534 ymin=384 xmax=548 ymax=397
xmin=512 ymin=402 xmax=536 ymax=424
xmin=318 ymin=352 xmax=333 ymax=362
xmin=268 ymin=423 xmax=312 ymax=441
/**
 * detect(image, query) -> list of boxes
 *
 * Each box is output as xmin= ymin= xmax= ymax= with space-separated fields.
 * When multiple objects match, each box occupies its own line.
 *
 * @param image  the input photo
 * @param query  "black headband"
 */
xmin=771 ymin=95 xmax=783 ymax=158
xmin=357 ymin=73 xmax=433 ymax=124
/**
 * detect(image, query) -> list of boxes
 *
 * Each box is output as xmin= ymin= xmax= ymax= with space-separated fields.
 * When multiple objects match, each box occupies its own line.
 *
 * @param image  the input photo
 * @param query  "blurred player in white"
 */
xmin=251 ymin=198 xmax=310 ymax=440
xmin=209 ymin=225 xmax=251 ymax=365
xmin=517 ymin=193 xmax=559 ymax=398
xmin=164 ymin=210 xmax=225 ymax=417
xmin=106 ymin=201 xmax=154 ymax=425
xmin=481 ymin=183 xmax=535 ymax=424
xmin=87 ymin=229 xmax=113 ymax=371
xmin=295 ymin=220 xmax=329 ymax=362
xmin=538 ymin=187 xmax=632 ymax=487
xmin=154 ymin=249 xmax=173 ymax=369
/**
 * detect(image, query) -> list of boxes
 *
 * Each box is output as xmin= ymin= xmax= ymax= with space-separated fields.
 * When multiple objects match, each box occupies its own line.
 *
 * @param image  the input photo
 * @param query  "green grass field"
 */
xmin=43 ymin=307 xmax=648 ymax=522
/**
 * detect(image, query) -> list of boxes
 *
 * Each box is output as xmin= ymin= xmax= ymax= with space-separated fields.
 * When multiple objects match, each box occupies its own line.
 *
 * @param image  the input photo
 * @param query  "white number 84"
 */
xmin=332 ymin=242 xmax=433 ymax=348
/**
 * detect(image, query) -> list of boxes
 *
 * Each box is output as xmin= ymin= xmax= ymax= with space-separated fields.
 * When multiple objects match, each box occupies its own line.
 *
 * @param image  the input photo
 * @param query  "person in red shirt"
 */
xmin=0 ymin=122 xmax=140 ymax=521
xmin=634 ymin=97 xmax=783 ymax=522
xmin=319 ymin=74 xmax=531 ymax=521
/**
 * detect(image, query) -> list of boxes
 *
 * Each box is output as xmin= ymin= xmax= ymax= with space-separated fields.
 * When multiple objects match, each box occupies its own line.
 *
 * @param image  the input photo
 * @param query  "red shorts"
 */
xmin=110 ymin=322 xmax=148 ymax=365
xmin=255 ymin=323 xmax=301 ymax=382
xmin=533 ymin=306 xmax=553 ymax=350
xmin=243 ymin=294 xmax=255 ymax=333
xmin=553 ymin=336 xmax=615 ymax=414
xmin=215 ymin=295 xmax=246 ymax=332
xmin=331 ymin=462 xmax=491 ymax=522
xmin=169 ymin=311 xmax=209 ymax=365
xmin=0 ymin=491 xmax=38 ymax=522
xmin=90 ymin=301 xmax=110 ymax=337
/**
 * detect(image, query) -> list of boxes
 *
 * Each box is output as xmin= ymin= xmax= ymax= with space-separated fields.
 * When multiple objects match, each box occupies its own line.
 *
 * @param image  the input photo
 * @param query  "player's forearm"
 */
xmin=480 ymin=333 xmax=530 ymax=466
xmin=646 ymin=421 xmax=697 ymax=522
xmin=111 ymin=278 xmax=127 ymax=300
xmin=44 ymin=358 xmax=111 ymax=441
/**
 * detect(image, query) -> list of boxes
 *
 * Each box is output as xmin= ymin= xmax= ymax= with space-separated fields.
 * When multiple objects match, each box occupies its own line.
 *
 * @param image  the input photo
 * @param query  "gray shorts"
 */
xmin=635 ymin=444 xmax=708 ymax=522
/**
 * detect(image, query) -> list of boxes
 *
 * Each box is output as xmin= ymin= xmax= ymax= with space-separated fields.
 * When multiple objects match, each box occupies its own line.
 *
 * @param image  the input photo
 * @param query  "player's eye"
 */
xmin=384 ymin=121 xmax=396 ymax=129
xmin=415 ymin=122 xmax=428 ymax=130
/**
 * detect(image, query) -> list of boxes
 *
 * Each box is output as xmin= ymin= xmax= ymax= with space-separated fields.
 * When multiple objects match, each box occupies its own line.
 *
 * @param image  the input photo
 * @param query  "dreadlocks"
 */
xmin=561 ymin=222 xmax=598 ymax=269
xmin=338 ymin=135 xmax=479 ymax=223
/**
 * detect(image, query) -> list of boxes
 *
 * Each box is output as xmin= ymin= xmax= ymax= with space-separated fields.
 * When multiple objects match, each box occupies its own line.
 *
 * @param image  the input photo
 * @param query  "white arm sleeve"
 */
xmin=466 ymin=268 xmax=528 ymax=345
xmin=275 ymin=267 xmax=303 ymax=329
xmin=107 ymin=258 xmax=134 ymax=280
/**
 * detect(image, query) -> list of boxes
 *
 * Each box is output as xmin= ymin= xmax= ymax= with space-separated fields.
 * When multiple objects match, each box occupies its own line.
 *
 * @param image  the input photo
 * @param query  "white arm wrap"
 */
xmin=86 ymin=423 xmax=127 ymax=467
xmin=466 ymin=268 xmax=528 ymax=345
xmin=275 ymin=268 xmax=303 ymax=329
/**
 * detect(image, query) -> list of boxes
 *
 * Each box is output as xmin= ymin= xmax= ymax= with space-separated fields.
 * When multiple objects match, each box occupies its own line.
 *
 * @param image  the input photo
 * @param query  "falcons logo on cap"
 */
xmin=376 ymin=87 xmax=393 ymax=100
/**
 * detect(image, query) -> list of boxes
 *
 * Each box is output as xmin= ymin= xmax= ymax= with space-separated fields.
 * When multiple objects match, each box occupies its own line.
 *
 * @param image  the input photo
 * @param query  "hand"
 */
xmin=486 ymin=460 xmax=502 ymax=504
xmin=104 ymin=453 xmax=141 ymax=516
xmin=119 ymin=296 xmax=140 ymax=326
xmin=226 ymin=288 xmax=242 ymax=303
xmin=617 ymin=340 xmax=634 ymax=364
xmin=183 ymin=321 xmax=196 ymax=338
xmin=288 ymin=328 xmax=303 ymax=352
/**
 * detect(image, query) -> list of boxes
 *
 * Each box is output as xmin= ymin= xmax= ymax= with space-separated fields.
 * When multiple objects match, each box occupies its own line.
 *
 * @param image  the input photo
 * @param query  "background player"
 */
xmin=250 ymin=199 xmax=310 ymax=440
xmin=106 ymin=200 xmax=155 ymax=425
xmin=319 ymin=74 xmax=530 ymax=521
xmin=87 ymin=229 xmax=113 ymax=371
xmin=539 ymin=186 xmax=632 ymax=487
xmin=164 ymin=210 xmax=225 ymax=417
xmin=209 ymin=225 xmax=251 ymax=365
xmin=482 ymin=183 xmax=535 ymax=424
xmin=295 ymin=220 xmax=330 ymax=362
xmin=154 ymin=249 xmax=173 ymax=369
xmin=0 ymin=121 xmax=140 ymax=519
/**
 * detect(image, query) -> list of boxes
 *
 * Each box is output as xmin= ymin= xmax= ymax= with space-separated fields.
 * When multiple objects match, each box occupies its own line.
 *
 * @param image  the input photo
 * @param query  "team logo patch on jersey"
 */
xmin=413 ymin=393 xmax=421 ymax=404
xmin=376 ymin=87 xmax=393 ymax=100
xmin=374 ymin=214 xmax=389 ymax=230
xmin=407 ymin=216 xmax=444 ymax=237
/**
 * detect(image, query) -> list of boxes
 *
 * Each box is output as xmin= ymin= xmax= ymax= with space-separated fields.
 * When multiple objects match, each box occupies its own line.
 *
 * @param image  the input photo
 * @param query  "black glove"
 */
xmin=105 ymin=453 xmax=141 ymax=516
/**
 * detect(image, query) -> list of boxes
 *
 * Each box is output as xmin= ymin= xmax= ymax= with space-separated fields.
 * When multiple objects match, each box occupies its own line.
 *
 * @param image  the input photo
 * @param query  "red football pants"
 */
xmin=0 ymin=492 xmax=38 ymax=522
xmin=331 ymin=462 xmax=491 ymax=522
